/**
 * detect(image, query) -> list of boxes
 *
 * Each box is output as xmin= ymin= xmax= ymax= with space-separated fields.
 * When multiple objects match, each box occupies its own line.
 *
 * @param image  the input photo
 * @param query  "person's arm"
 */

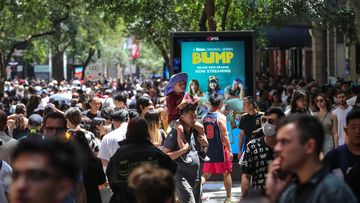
xmin=224 ymin=86 xmax=231 ymax=100
xmin=193 ymin=121 xmax=208 ymax=147
xmin=100 ymin=159 xmax=109 ymax=174
xmin=162 ymin=147 xmax=183 ymax=160
xmin=238 ymin=130 xmax=244 ymax=159
xmin=176 ymin=123 xmax=189 ymax=156
xmin=241 ymin=173 xmax=251 ymax=196
xmin=239 ymin=84 xmax=245 ymax=100
xmin=331 ymin=113 xmax=338 ymax=147
xmin=98 ymin=140 xmax=110 ymax=172
xmin=218 ymin=114 xmax=233 ymax=160
xmin=95 ymin=158 xmax=106 ymax=185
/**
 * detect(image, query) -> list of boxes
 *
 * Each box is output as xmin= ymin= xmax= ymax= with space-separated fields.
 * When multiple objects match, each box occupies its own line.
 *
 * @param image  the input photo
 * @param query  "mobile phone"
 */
xmin=277 ymin=170 xmax=290 ymax=180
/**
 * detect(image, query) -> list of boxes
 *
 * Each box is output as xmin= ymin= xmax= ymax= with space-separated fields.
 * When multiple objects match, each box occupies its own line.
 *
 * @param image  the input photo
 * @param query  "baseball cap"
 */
xmin=28 ymin=114 xmax=43 ymax=127
xmin=208 ymin=76 xmax=218 ymax=83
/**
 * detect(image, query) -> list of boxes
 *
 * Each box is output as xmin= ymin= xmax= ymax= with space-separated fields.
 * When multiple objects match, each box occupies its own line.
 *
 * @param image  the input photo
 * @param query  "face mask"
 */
xmin=262 ymin=121 xmax=276 ymax=137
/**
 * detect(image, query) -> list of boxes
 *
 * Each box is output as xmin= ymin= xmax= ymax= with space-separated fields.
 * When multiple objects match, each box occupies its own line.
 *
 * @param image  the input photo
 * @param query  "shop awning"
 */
xmin=260 ymin=26 xmax=312 ymax=48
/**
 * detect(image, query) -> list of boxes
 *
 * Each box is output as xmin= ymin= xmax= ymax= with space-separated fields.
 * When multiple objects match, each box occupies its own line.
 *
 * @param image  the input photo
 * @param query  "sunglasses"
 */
xmin=316 ymin=99 xmax=325 ymax=103
xmin=261 ymin=117 xmax=276 ymax=125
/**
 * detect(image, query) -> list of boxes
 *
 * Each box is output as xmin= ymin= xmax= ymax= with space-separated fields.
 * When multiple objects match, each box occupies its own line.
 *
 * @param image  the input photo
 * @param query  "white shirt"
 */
xmin=98 ymin=123 xmax=128 ymax=161
xmin=333 ymin=106 xmax=353 ymax=145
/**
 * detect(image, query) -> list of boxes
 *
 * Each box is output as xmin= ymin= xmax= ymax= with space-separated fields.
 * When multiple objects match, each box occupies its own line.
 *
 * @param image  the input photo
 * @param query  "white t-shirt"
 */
xmin=333 ymin=106 xmax=353 ymax=145
xmin=98 ymin=123 xmax=128 ymax=161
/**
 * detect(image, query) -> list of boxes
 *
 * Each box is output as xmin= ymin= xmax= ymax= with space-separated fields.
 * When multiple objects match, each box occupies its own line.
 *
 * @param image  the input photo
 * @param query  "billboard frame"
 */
xmin=170 ymin=31 xmax=256 ymax=96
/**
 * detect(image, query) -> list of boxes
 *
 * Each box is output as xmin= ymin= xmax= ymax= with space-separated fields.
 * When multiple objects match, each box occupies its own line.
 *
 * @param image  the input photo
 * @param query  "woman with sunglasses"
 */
xmin=312 ymin=93 xmax=338 ymax=154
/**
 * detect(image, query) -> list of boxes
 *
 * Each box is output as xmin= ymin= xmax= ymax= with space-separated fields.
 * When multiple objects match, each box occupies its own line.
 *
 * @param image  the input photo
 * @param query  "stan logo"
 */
xmin=206 ymin=36 xmax=219 ymax=41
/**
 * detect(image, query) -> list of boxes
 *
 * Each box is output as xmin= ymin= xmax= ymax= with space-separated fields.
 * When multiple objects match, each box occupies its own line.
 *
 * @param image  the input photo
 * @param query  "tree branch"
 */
xmin=3 ymin=13 xmax=70 ymax=75
xmin=199 ymin=5 xmax=207 ymax=31
xmin=59 ymin=41 xmax=72 ymax=52
xmin=221 ymin=0 xmax=231 ymax=31
xmin=83 ymin=48 xmax=96 ymax=68
xmin=152 ymin=39 xmax=171 ymax=74
xmin=206 ymin=0 xmax=216 ymax=31
xmin=52 ymin=13 xmax=69 ymax=27
xmin=5 ymin=30 xmax=55 ymax=71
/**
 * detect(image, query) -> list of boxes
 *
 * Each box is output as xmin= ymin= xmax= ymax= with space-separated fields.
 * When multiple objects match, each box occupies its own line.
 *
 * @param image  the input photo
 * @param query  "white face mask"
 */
xmin=262 ymin=121 xmax=276 ymax=137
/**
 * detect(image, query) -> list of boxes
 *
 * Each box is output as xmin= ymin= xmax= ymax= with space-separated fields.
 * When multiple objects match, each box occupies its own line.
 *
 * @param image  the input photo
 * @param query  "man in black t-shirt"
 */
xmin=82 ymin=96 xmax=101 ymax=119
xmin=241 ymin=108 xmax=285 ymax=196
xmin=238 ymin=96 xmax=263 ymax=159
xmin=323 ymin=110 xmax=360 ymax=201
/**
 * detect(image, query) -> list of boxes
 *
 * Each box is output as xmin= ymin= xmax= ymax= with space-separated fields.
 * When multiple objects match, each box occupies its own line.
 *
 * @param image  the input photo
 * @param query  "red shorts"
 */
xmin=202 ymin=147 xmax=233 ymax=174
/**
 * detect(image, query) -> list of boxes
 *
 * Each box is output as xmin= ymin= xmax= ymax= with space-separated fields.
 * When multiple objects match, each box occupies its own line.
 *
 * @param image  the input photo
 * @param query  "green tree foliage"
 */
xmin=2 ymin=0 xmax=359 ymax=86
xmin=91 ymin=0 xmax=201 ymax=70
xmin=0 ymin=0 xmax=72 ymax=84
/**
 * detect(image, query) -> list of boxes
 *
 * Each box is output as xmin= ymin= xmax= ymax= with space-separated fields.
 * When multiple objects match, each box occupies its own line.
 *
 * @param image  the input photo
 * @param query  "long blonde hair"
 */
xmin=157 ymin=107 xmax=169 ymax=133
xmin=144 ymin=111 xmax=162 ymax=146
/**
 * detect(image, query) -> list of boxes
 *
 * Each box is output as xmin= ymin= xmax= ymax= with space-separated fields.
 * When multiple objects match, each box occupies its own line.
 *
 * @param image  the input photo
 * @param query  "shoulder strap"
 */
xmin=339 ymin=145 xmax=349 ymax=176
xmin=0 ymin=160 xmax=2 ymax=170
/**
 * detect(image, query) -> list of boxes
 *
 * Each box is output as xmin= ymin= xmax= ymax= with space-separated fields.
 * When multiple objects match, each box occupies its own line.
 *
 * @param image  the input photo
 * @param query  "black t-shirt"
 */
xmin=323 ymin=144 xmax=360 ymax=180
xmin=82 ymin=110 xmax=99 ymax=119
xmin=238 ymin=112 xmax=263 ymax=149
xmin=241 ymin=137 xmax=275 ymax=192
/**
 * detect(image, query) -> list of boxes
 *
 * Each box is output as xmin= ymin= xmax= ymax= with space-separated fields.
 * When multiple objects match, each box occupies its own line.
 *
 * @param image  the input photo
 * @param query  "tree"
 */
xmin=91 ymin=0 xmax=202 ymax=72
xmin=18 ymin=1 xmax=111 ymax=81
xmin=65 ymin=9 xmax=111 ymax=80
xmin=0 ymin=0 xmax=72 ymax=92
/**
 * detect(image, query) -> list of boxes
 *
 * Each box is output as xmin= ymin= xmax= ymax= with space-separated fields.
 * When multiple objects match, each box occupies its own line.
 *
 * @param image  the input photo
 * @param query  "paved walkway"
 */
xmin=203 ymin=181 xmax=242 ymax=203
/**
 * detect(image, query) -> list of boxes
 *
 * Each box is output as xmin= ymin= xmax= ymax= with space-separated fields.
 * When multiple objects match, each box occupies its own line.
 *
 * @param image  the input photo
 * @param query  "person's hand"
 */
xmin=266 ymin=158 xmax=292 ymax=203
xmin=197 ymin=134 xmax=208 ymax=147
xmin=176 ymin=99 xmax=189 ymax=110
xmin=228 ymin=151 xmax=233 ymax=161
xmin=193 ymin=96 xmax=201 ymax=103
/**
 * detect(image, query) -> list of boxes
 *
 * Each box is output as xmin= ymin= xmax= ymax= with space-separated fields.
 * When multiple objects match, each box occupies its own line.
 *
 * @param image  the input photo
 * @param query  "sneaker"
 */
xmin=224 ymin=197 xmax=232 ymax=203
xmin=180 ymin=155 xmax=192 ymax=163
xmin=201 ymin=194 xmax=210 ymax=201
xmin=199 ymin=151 xmax=210 ymax=162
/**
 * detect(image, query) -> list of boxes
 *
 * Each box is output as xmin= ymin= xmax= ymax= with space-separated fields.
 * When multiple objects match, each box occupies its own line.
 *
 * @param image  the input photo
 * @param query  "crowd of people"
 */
xmin=0 ymin=72 xmax=359 ymax=203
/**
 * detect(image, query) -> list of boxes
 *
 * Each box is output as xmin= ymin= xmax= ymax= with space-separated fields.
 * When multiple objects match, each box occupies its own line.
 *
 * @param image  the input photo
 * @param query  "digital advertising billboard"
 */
xmin=171 ymin=32 xmax=256 ymax=154
xmin=171 ymin=31 xmax=255 ymax=96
